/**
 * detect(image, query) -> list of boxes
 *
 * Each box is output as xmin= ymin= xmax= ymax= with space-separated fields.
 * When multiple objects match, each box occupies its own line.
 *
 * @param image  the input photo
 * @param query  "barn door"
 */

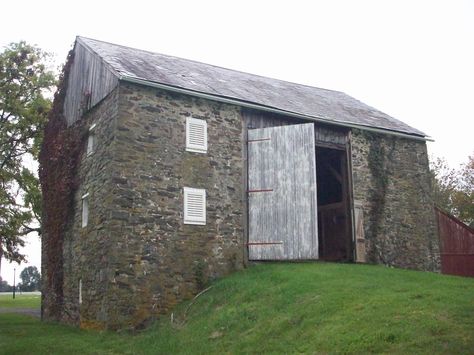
xmin=248 ymin=123 xmax=318 ymax=260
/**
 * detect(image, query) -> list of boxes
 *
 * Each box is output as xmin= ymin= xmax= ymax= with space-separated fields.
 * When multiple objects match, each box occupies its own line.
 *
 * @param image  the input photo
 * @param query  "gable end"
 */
xmin=63 ymin=39 xmax=119 ymax=125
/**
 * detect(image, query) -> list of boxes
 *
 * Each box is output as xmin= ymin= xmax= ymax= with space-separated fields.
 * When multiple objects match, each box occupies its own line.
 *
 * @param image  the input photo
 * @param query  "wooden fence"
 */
xmin=436 ymin=207 xmax=474 ymax=277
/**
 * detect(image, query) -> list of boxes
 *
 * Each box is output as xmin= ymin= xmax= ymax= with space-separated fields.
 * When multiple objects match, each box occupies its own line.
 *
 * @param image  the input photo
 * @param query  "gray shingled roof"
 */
xmin=78 ymin=36 xmax=426 ymax=137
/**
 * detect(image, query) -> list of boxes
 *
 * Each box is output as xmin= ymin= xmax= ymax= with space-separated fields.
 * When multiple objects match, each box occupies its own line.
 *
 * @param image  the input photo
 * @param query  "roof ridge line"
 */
xmin=74 ymin=36 xmax=428 ymax=139
xmin=76 ymin=36 xmax=345 ymax=95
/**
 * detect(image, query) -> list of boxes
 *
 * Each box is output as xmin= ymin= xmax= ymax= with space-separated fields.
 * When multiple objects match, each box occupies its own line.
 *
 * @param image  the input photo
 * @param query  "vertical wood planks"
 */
xmin=437 ymin=207 xmax=474 ymax=277
xmin=354 ymin=200 xmax=366 ymax=262
xmin=248 ymin=123 xmax=318 ymax=260
xmin=63 ymin=40 xmax=119 ymax=125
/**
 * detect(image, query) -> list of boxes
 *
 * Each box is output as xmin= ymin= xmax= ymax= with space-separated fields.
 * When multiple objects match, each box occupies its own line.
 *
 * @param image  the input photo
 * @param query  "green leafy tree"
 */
xmin=0 ymin=41 xmax=56 ymax=263
xmin=452 ymin=155 xmax=474 ymax=227
xmin=19 ymin=265 xmax=41 ymax=291
xmin=0 ymin=279 xmax=12 ymax=292
xmin=431 ymin=154 xmax=474 ymax=228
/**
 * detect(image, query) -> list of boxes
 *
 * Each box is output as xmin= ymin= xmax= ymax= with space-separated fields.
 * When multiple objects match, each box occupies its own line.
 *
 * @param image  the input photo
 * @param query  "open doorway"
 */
xmin=316 ymin=147 xmax=352 ymax=261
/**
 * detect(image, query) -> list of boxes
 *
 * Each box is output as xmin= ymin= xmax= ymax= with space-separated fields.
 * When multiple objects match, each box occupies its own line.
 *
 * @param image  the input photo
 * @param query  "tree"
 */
xmin=19 ymin=265 xmax=41 ymax=291
xmin=451 ymin=155 xmax=474 ymax=227
xmin=0 ymin=279 xmax=12 ymax=292
xmin=0 ymin=41 xmax=56 ymax=263
xmin=431 ymin=154 xmax=474 ymax=227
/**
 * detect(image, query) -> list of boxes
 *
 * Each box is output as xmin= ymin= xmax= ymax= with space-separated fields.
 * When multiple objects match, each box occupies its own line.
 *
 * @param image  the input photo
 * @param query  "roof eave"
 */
xmin=120 ymin=75 xmax=433 ymax=142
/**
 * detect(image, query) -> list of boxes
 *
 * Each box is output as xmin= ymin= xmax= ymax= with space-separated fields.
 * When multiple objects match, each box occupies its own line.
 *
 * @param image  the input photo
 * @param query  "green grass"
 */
xmin=0 ymin=293 xmax=41 ymax=309
xmin=1 ymin=263 xmax=474 ymax=354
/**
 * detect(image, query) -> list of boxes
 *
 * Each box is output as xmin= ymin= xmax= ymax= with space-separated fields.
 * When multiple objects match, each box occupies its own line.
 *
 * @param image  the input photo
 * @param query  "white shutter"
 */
xmin=184 ymin=187 xmax=206 ymax=225
xmin=186 ymin=117 xmax=207 ymax=153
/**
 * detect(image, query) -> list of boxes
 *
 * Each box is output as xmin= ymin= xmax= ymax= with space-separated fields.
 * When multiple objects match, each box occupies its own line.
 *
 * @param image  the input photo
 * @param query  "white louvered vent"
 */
xmin=184 ymin=187 xmax=206 ymax=225
xmin=186 ymin=117 xmax=207 ymax=153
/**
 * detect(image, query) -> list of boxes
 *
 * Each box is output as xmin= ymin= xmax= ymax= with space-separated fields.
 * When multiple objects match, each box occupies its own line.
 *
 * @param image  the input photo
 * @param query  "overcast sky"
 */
xmin=1 ymin=0 xmax=473 ymax=284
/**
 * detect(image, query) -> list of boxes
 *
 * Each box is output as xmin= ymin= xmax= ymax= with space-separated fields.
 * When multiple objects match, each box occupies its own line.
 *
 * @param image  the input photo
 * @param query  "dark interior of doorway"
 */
xmin=316 ymin=147 xmax=352 ymax=261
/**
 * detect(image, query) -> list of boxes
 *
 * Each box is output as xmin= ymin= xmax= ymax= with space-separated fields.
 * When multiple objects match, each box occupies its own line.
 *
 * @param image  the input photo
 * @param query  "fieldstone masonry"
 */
xmin=44 ymin=81 xmax=440 ymax=330
xmin=42 ymin=87 xmax=119 ymax=326
xmin=105 ymin=83 xmax=244 ymax=329
xmin=351 ymin=129 xmax=440 ymax=271
xmin=52 ymin=83 xmax=245 ymax=329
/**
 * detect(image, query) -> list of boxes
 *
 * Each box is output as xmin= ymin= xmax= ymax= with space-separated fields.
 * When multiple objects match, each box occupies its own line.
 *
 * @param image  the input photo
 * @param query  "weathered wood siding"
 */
xmin=354 ymin=200 xmax=366 ymax=262
xmin=314 ymin=125 xmax=348 ymax=149
xmin=243 ymin=108 xmax=348 ymax=147
xmin=248 ymin=123 xmax=318 ymax=260
xmin=63 ymin=40 xmax=119 ymax=125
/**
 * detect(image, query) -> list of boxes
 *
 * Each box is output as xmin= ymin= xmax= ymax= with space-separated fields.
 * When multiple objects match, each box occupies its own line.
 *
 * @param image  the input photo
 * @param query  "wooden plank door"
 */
xmin=354 ymin=200 xmax=366 ymax=263
xmin=248 ymin=123 xmax=318 ymax=260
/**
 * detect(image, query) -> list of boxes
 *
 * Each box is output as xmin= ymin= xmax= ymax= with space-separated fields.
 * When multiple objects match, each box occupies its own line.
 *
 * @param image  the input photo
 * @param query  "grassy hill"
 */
xmin=1 ymin=262 xmax=474 ymax=354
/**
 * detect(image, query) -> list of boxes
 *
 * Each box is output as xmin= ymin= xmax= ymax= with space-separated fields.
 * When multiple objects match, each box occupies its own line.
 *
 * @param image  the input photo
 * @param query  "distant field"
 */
xmin=0 ymin=293 xmax=41 ymax=309
xmin=1 ymin=263 xmax=474 ymax=354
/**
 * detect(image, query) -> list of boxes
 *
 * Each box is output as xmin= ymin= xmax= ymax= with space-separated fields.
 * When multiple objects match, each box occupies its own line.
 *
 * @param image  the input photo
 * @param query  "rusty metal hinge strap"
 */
xmin=246 ymin=241 xmax=283 ymax=246
xmin=247 ymin=138 xmax=271 ymax=143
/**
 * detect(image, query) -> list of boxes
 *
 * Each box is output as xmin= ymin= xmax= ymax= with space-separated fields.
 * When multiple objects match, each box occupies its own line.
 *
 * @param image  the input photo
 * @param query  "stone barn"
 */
xmin=40 ymin=36 xmax=440 ymax=330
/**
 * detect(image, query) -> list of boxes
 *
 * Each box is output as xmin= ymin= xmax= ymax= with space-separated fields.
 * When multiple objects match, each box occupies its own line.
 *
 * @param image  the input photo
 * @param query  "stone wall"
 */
xmin=351 ymin=129 xmax=440 ymax=271
xmin=59 ymin=87 xmax=119 ymax=327
xmin=56 ymin=82 xmax=244 ymax=330
xmin=97 ymin=82 xmax=243 ymax=329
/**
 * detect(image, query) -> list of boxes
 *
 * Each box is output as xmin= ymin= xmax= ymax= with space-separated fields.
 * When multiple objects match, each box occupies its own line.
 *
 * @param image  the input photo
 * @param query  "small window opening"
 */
xmin=81 ymin=193 xmax=89 ymax=228
xmin=79 ymin=279 xmax=82 ymax=304
xmin=87 ymin=123 xmax=96 ymax=156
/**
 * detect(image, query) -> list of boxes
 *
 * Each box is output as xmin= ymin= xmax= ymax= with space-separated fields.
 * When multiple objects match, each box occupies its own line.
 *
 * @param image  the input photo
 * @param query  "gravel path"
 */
xmin=0 ymin=307 xmax=41 ymax=318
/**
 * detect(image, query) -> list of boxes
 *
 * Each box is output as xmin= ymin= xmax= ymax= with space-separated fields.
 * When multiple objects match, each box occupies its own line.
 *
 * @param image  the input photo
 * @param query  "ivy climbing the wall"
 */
xmin=364 ymin=131 xmax=396 ymax=264
xmin=39 ymin=51 xmax=87 ymax=319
